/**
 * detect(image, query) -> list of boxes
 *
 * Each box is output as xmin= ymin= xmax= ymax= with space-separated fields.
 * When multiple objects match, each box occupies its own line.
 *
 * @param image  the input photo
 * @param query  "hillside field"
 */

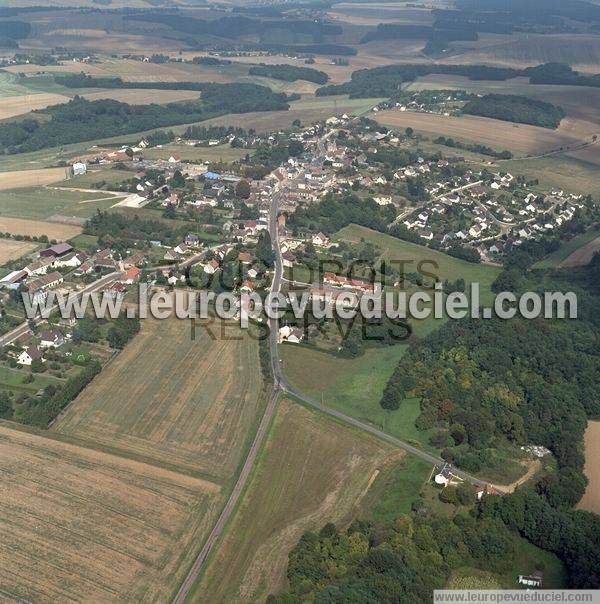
xmin=0 ymin=216 xmax=82 ymax=240
xmin=335 ymin=223 xmax=500 ymax=300
xmin=374 ymin=110 xmax=587 ymax=157
xmin=0 ymin=93 xmax=71 ymax=120
xmin=0 ymin=187 xmax=117 ymax=221
xmin=54 ymin=317 xmax=266 ymax=482
xmin=0 ymin=168 xmax=69 ymax=190
xmin=0 ymin=239 xmax=39 ymax=264
xmin=533 ymin=227 xmax=600 ymax=268
xmin=0 ymin=424 xmax=221 ymax=603
xmin=196 ymin=398 xmax=400 ymax=602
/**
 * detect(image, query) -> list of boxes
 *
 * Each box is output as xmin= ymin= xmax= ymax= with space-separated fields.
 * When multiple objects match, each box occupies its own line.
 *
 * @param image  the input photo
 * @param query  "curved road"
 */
xmin=173 ymin=176 xmax=493 ymax=603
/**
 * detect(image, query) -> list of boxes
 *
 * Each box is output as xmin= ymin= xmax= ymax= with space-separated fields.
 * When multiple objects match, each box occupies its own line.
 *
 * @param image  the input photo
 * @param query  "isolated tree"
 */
xmin=288 ymin=140 xmax=304 ymax=157
xmin=235 ymin=179 xmax=251 ymax=199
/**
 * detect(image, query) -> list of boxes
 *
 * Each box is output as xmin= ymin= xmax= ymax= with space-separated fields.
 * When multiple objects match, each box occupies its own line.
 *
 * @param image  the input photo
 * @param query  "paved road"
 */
xmin=172 ymin=389 xmax=279 ymax=604
xmin=172 ymin=187 xmax=286 ymax=604
xmin=389 ymin=180 xmax=483 ymax=228
xmin=0 ymin=272 xmax=120 ymax=347
xmin=172 ymin=139 xmax=491 ymax=602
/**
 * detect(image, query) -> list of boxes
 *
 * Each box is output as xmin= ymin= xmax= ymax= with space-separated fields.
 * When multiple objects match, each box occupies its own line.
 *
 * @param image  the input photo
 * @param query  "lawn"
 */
xmin=360 ymin=454 xmax=433 ymax=523
xmin=59 ymin=167 xmax=135 ymax=190
xmin=0 ymin=365 xmax=65 ymax=394
xmin=142 ymin=143 xmax=250 ymax=163
xmin=53 ymin=317 xmax=266 ymax=482
xmin=280 ymin=344 xmax=439 ymax=451
xmin=0 ymin=187 xmax=116 ymax=220
xmin=196 ymin=398 xmax=398 ymax=603
xmin=0 ymin=423 xmax=222 ymax=602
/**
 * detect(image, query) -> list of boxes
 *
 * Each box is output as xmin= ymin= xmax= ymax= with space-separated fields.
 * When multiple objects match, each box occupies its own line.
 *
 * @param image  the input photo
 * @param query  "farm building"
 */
xmin=72 ymin=162 xmax=87 ymax=176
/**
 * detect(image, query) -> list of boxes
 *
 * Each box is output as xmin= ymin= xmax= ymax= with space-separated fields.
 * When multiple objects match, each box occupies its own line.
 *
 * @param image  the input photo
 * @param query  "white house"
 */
xmin=18 ymin=346 xmax=43 ymax=366
xmin=72 ymin=162 xmax=87 ymax=176
xmin=312 ymin=232 xmax=329 ymax=247
xmin=39 ymin=330 xmax=65 ymax=349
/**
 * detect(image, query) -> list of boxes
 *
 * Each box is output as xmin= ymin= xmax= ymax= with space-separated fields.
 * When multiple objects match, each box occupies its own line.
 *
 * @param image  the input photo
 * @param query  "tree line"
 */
xmin=462 ymin=94 xmax=565 ymax=128
xmin=0 ymin=83 xmax=290 ymax=154
xmin=248 ymin=64 xmax=328 ymax=84
xmin=316 ymin=62 xmax=600 ymax=98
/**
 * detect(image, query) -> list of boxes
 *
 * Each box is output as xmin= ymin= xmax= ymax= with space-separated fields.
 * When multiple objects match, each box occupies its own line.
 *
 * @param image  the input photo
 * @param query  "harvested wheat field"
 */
xmin=198 ymin=399 xmax=401 ymax=603
xmin=0 ymin=239 xmax=38 ymax=263
xmin=0 ymin=93 xmax=71 ymax=120
xmin=0 ymin=216 xmax=81 ymax=240
xmin=0 ymin=168 xmax=69 ymax=190
xmin=578 ymin=421 xmax=600 ymax=514
xmin=54 ymin=316 xmax=265 ymax=481
xmin=0 ymin=424 xmax=221 ymax=603
xmin=81 ymin=88 xmax=201 ymax=104
xmin=375 ymin=110 xmax=586 ymax=156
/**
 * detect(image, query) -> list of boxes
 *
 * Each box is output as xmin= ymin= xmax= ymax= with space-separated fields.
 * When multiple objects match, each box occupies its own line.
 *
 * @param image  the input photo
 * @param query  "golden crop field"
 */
xmin=0 ymin=168 xmax=70 ymax=190
xmin=578 ymin=421 xmax=600 ymax=515
xmin=0 ymin=424 xmax=221 ymax=603
xmin=81 ymin=88 xmax=202 ymax=104
xmin=374 ymin=110 xmax=586 ymax=156
xmin=0 ymin=216 xmax=81 ymax=240
xmin=0 ymin=93 xmax=71 ymax=120
xmin=198 ymin=399 xmax=400 ymax=602
xmin=0 ymin=239 xmax=38 ymax=264
xmin=54 ymin=317 xmax=265 ymax=481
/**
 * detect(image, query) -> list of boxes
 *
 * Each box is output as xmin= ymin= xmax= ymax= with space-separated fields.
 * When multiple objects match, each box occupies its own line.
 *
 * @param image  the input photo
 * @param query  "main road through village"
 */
xmin=172 ymin=143 xmax=490 ymax=603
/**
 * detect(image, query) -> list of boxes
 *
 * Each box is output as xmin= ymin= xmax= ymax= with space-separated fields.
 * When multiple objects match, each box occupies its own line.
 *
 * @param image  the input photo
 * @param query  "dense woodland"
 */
xmin=0 ymin=84 xmax=289 ymax=154
xmin=248 ymin=64 xmax=328 ymax=84
xmin=381 ymin=264 xmax=600 ymax=507
xmin=287 ymin=192 xmax=396 ymax=236
xmin=462 ymin=94 xmax=565 ymax=128
xmin=271 ymin=488 xmax=600 ymax=602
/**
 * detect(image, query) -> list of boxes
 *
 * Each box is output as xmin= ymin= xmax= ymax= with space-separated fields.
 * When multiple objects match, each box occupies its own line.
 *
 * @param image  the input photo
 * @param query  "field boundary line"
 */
xmin=173 ymin=389 xmax=280 ymax=604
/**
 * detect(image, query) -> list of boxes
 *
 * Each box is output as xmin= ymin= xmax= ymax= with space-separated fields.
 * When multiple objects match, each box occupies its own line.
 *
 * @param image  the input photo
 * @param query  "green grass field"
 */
xmin=142 ymin=143 xmax=250 ymax=163
xmin=361 ymin=455 xmax=433 ymax=523
xmin=497 ymin=155 xmax=600 ymax=197
xmin=59 ymin=167 xmax=134 ymax=190
xmin=280 ymin=344 xmax=440 ymax=450
xmin=0 ymin=187 xmax=117 ymax=220
xmin=336 ymin=224 xmax=500 ymax=293
xmin=0 ymin=365 xmax=65 ymax=394
xmin=335 ymin=224 xmax=500 ymax=337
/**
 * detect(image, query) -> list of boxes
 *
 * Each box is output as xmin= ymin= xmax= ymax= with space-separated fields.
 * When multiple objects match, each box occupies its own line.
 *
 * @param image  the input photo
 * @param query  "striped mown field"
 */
xmin=54 ymin=317 xmax=265 ymax=482
xmin=0 ymin=424 xmax=221 ymax=602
